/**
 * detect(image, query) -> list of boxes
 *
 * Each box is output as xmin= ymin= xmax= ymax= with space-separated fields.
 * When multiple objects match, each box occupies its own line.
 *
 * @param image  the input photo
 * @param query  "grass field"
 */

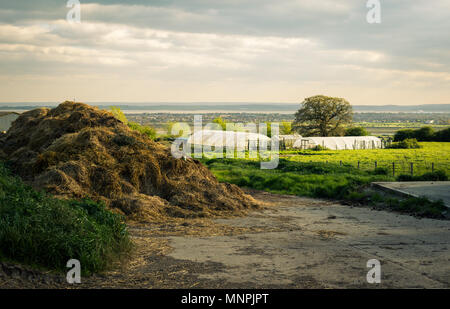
xmin=204 ymin=158 xmax=392 ymax=197
xmin=281 ymin=142 xmax=450 ymax=176
xmin=202 ymin=142 xmax=449 ymax=218
xmin=203 ymin=158 xmax=447 ymax=218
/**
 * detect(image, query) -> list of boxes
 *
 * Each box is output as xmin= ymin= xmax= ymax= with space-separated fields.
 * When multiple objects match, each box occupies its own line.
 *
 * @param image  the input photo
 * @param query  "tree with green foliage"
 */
xmin=166 ymin=122 xmax=184 ymax=137
xmin=434 ymin=127 xmax=450 ymax=142
xmin=394 ymin=126 xmax=448 ymax=142
xmin=293 ymin=95 xmax=353 ymax=137
xmin=414 ymin=126 xmax=435 ymax=141
xmin=280 ymin=122 xmax=292 ymax=135
xmin=387 ymin=138 xmax=422 ymax=149
xmin=128 ymin=122 xmax=156 ymax=140
xmin=345 ymin=126 xmax=369 ymax=136
xmin=109 ymin=106 xmax=128 ymax=124
xmin=394 ymin=129 xmax=415 ymax=142
xmin=212 ymin=117 xmax=227 ymax=130
xmin=109 ymin=107 xmax=156 ymax=140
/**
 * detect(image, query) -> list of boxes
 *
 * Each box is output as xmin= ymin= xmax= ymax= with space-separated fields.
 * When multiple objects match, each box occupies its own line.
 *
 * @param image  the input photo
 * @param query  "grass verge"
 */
xmin=203 ymin=158 xmax=448 ymax=219
xmin=0 ymin=162 xmax=132 ymax=274
xmin=203 ymin=158 xmax=391 ymax=199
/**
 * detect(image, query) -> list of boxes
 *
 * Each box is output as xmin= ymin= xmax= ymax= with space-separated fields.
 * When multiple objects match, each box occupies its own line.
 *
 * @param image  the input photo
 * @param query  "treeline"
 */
xmin=394 ymin=126 xmax=450 ymax=142
xmin=353 ymin=112 xmax=450 ymax=124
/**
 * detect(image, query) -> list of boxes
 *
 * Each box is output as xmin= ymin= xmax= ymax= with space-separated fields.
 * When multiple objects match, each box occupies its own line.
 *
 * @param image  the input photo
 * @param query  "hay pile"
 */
xmin=0 ymin=101 xmax=259 ymax=221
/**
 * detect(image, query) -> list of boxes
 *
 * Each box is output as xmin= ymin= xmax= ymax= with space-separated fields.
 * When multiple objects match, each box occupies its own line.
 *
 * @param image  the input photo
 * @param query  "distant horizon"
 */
xmin=0 ymin=101 xmax=448 ymax=114
xmin=0 ymin=101 xmax=449 ymax=106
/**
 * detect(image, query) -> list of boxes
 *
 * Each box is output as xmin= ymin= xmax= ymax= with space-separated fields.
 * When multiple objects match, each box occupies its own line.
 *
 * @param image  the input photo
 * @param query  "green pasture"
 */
xmin=281 ymin=142 xmax=450 ymax=176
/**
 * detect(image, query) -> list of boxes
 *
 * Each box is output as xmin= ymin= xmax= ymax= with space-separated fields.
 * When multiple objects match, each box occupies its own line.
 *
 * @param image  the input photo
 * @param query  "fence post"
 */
xmin=375 ymin=161 xmax=377 ymax=169
xmin=392 ymin=162 xmax=395 ymax=177
xmin=340 ymin=160 xmax=342 ymax=166
xmin=432 ymin=162 xmax=434 ymax=172
xmin=410 ymin=163 xmax=414 ymax=176
xmin=357 ymin=161 xmax=360 ymax=169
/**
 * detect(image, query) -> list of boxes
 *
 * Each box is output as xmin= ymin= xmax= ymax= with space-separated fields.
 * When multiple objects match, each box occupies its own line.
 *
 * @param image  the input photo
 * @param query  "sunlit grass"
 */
xmin=281 ymin=142 xmax=450 ymax=176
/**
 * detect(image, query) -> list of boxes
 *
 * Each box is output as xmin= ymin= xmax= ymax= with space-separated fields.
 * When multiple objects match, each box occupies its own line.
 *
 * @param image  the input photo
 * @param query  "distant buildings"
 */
xmin=187 ymin=130 xmax=271 ymax=149
xmin=293 ymin=136 xmax=383 ymax=150
xmin=184 ymin=130 xmax=383 ymax=151
xmin=278 ymin=134 xmax=302 ymax=149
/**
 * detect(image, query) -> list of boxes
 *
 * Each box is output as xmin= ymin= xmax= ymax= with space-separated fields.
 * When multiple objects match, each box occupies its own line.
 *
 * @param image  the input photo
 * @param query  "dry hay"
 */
xmin=0 ymin=101 xmax=259 ymax=221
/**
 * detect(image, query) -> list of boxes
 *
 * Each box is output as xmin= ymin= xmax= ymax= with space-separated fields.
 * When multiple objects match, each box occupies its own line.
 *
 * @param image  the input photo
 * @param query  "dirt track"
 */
xmin=1 ymin=190 xmax=449 ymax=288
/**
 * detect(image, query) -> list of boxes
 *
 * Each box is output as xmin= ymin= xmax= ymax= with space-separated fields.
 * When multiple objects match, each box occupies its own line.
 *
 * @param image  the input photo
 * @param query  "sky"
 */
xmin=0 ymin=0 xmax=449 ymax=105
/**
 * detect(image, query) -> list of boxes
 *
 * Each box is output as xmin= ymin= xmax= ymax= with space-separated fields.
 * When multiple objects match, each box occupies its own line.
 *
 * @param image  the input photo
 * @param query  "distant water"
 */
xmin=0 ymin=102 xmax=449 ymax=113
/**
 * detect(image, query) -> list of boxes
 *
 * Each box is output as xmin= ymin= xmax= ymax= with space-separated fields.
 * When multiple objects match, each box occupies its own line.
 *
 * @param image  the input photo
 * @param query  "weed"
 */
xmin=0 ymin=162 xmax=132 ymax=274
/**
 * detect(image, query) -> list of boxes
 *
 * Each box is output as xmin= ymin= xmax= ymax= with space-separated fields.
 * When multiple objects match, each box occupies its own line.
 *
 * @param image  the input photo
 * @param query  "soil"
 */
xmin=1 ymin=190 xmax=449 ymax=289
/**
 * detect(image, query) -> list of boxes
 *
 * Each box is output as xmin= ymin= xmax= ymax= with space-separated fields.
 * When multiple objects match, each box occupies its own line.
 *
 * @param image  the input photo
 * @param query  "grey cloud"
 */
xmin=0 ymin=0 xmax=449 ymax=103
xmin=3 ymin=0 xmax=448 ymax=73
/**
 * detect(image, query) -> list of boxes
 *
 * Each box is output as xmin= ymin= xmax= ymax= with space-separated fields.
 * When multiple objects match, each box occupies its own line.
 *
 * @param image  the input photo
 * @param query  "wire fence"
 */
xmin=302 ymin=159 xmax=449 ymax=177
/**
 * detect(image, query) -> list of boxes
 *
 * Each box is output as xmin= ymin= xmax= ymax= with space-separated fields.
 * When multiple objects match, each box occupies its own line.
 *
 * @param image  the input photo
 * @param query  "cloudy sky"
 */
xmin=0 ymin=0 xmax=449 ymax=105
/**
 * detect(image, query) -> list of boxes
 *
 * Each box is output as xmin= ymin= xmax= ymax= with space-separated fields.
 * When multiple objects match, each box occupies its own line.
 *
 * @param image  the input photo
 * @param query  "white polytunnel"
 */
xmin=278 ymin=134 xmax=302 ymax=141
xmin=187 ymin=130 xmax=271 ymax=149
xmin=278 ymin=134 xmax=302 ymax=149
xmin=293 ymin=136 xmax=382 ymax=150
